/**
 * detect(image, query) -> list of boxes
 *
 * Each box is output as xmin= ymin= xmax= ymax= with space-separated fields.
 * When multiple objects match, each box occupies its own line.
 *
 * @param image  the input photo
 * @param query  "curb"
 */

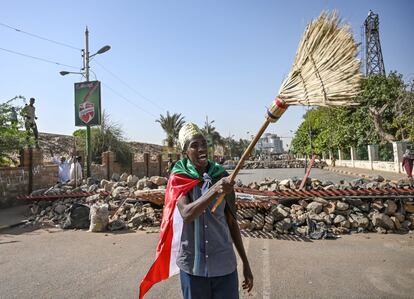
xmin=324 ymin=167 xmax=400 ymax=184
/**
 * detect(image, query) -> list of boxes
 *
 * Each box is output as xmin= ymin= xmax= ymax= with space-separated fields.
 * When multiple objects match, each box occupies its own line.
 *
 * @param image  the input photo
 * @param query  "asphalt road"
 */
xmin=0 ymin=229 xmax=413 ymax=299
xmin=1 ymin=168 xmax=413 ymax=299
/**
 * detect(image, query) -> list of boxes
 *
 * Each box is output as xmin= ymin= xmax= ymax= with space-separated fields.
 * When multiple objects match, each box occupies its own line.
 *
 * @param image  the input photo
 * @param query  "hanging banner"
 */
xmin=74 ymin=81 xmax=101 ymax=126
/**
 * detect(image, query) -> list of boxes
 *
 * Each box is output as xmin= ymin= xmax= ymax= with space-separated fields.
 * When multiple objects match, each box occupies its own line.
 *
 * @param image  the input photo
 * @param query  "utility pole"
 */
xmin=59 ymin=27 xmax=110 ymax=178
xmin=84 ymin=26 xmax=92 ymax=177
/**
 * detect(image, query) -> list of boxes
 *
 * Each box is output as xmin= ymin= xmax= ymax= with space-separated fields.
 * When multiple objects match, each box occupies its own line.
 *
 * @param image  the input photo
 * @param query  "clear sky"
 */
xmin=1 ymin=0 xmax=413 ymax=148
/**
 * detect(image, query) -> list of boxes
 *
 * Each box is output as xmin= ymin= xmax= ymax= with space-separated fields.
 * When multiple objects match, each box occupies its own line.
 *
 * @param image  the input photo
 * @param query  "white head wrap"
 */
xmin=178 ymin=122 xmax=203 ymax=150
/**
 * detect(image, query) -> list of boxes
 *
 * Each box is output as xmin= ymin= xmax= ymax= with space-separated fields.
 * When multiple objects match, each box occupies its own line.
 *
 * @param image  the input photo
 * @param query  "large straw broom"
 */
xmin=212 ymin=11 xmax=361 ymax=212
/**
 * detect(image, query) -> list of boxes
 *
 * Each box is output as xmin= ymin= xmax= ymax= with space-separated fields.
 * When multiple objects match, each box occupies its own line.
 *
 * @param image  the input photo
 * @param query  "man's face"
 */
xmin=185 ymin=135 xmax=208 ymax=171
xmin=60 ymin=157 xmax=66 ymax=163
xmin=30 ymin=99 xmax=35 ymax=105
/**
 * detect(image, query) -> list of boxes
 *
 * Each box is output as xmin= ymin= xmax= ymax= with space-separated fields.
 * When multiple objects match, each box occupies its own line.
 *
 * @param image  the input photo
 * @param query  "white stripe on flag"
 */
xmin=169 ymin=205 xmax=184 ymax=277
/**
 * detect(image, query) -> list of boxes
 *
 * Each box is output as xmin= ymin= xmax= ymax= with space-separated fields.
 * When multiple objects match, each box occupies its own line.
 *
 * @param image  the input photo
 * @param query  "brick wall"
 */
xmin=91 ymin=151 xmax=168 ymax=180
xmin=33 ymin=164 xmax=59 ymax=190
xmin=0 ymin=149 xmax=168 ymax=208
xmin=0 ymin=149 xmax=58 ymax=208
xmin=0 ymin=167 xmax=29 ymax=208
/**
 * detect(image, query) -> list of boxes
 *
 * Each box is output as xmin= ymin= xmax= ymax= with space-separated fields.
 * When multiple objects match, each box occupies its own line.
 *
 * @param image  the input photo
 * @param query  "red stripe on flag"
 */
xmin=139 ymin=226 xmax=173 ymax=299
xmin=138 ymin=174 xmax=200 ymax=299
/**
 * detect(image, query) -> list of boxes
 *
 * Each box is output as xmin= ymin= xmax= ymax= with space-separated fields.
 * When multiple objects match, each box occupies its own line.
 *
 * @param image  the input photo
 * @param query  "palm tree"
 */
xmin=202 ymin=116 xmax=224 ymax=157
xmin=156 ymin=111 xmax=185 ymax=149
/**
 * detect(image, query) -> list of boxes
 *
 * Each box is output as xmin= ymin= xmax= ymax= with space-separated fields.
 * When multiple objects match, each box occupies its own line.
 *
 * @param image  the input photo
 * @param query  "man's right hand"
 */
xmin=214 ymin=177 xmax=234 ymax=194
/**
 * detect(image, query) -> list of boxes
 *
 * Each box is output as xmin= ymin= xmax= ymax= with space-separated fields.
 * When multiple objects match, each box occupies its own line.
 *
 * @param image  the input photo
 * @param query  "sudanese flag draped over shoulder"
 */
xmin=138 ymin=158 xmax=225 ymax=299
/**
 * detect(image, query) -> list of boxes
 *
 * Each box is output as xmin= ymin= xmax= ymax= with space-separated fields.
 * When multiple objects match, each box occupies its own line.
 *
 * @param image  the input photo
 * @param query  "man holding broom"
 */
xmin=140 ymin=10 xmax=361 ymax=299
xmin=139 ymin=122 xmax=253 ymax=299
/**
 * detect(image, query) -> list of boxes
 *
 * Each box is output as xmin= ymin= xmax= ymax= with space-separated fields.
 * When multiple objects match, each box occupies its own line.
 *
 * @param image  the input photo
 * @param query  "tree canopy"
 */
xmin=73 ymin=111 xmax=132 ymax=166
xmin=291 ymin=72 xmax=413 ymax=156
xmin=155 ymin=111 xmax=185 ymax=149
xmin=0 ymin=96 xmax=29 ymax=166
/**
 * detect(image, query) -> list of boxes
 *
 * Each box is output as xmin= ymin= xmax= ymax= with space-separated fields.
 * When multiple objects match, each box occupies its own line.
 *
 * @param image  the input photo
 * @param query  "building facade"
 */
xmin=255 ymin=133 xmax=284 ymax=154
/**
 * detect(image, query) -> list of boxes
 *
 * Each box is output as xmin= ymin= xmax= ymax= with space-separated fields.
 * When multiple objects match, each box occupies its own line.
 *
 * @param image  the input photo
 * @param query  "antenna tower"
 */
xmin=364 ymin=10 xmax=385 ymax=76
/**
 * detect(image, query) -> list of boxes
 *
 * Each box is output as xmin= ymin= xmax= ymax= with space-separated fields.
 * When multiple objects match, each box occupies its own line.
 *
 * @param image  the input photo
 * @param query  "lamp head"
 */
xmin=96 ymin=45 xmax=111 ymax=55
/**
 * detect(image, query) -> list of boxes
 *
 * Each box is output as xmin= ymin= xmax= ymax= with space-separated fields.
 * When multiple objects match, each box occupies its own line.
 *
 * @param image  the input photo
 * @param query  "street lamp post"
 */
xmin=84 ymin=27 xmax=92 ymax=178
xmin=60 ymin=26 xmax=110 ymax=178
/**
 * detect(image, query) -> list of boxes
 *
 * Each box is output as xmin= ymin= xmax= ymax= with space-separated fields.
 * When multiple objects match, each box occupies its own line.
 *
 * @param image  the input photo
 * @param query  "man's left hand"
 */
xmin=242 ymin=263 xmax=254 ymax=292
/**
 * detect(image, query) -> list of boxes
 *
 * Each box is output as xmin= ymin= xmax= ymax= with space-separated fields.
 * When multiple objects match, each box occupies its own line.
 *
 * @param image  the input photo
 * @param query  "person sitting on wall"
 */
xmin=21 ymin=97 xmax=39 ymax=148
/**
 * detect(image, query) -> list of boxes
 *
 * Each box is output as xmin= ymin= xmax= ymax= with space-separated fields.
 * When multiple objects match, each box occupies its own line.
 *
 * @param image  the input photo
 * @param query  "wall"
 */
xmin=0 ymin=149 xmax=171 ymax=208
xmin=32 ymin=164 xmax=59 ymax=190
xmin=0 ymin=167 xmax=29 ymax=208
xmin=354 ymin=161 xmax=372 ymax=169
xmin=326 ymin=158 xmax=400 ymax=173
xmin=0 ymin=149 xmax=58 ymax=208
xmin=323 ymin=142 xmax=406 ymax=174
xmin=372 ymin=161 xmax=396 ymax=173
xmin=339 ymin=160 xmax=353 ymax=168
xmin=91 ymin=151 xmax=169 ymax=180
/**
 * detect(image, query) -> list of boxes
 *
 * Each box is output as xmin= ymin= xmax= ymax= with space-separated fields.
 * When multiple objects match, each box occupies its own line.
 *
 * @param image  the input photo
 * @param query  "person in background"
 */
xmin=165 ymin=157 xmax=175 ymax=177
xmin=402 ymin=149 xmax=413 ymax=180
xmin=21 ymin=97 xmax=39 ymax=148
xmin=51 ymin=153 xmax=70 ymax=183
xmin=70 ymin=156 xmax=83 ymax=182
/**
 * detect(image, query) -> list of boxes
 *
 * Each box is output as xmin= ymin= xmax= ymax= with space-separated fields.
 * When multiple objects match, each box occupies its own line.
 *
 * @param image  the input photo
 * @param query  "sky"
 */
xmin=1 ymin=0 xmax=413 ymax=149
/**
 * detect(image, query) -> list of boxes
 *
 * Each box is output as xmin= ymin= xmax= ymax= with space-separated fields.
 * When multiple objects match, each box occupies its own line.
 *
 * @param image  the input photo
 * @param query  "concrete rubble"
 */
xmin=27 ymin=173 xmax=165 ymax=233
xmin=26 ymin=173 xmax=414 ymax=239
xmin=238 ymin=176 xmax=414 ymax=239
xmin=243 ymin=160 xmax=327 ymax=169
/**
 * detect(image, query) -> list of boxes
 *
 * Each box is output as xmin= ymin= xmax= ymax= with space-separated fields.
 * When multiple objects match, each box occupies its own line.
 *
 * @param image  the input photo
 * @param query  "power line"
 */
xmin=0 ymin=46 xmax=79 ymax=69
xmin=101 ymin=82 xmax=158 ymax=118
xmin=93 ymin=60 xmax=167 ymax=112
xmin=0 ymin=21 xmax=81 ymax=51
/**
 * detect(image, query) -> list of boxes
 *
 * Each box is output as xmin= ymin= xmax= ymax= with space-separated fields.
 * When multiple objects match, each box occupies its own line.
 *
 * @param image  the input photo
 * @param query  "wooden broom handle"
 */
xmin=211 ymin=119 xmax=271 ymax=213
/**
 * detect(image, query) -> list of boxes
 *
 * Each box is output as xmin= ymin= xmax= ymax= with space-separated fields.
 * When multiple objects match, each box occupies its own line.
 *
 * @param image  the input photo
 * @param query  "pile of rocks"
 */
xmin=28 ymin=173 xmax=167 ymax=232
xmin=243 ymin=175 xmax=412 ymax=192
xmin=243 ymin=160 xmax=327 ymax=169
xmin=237 ymin=176 xmax=414 ymax=238
xmin=27 ymin=172 xmax=414 ymax=239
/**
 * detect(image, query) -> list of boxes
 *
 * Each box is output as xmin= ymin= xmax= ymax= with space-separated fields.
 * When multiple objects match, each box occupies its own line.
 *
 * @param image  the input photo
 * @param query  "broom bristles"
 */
xmin=278 ymin=11 xmax=361 ymax=106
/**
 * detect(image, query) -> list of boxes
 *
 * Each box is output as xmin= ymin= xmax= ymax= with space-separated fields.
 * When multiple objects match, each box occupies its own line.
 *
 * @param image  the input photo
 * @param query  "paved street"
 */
xmin=1 ymin=168 xmax=413 ymax=299
xmin=0 ymin=228 xmax=413 ymax=299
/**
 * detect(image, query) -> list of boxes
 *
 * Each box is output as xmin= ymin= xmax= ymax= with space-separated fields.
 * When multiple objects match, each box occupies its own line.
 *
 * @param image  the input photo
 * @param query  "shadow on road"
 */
xmin=0 ymin=224 xmax=45 ymax=236
xmin=0 ymin=240 xmax=20 ymax=245
xmin=240 ymin=229 xmax=313 ymax=242
xmin=1 ymin=224 xmax=147 ymax=237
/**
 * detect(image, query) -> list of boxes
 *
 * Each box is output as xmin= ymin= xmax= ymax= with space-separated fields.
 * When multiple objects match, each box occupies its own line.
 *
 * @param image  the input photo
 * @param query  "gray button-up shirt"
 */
xmin=176 ymin=179 xmax=237 ymax=277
